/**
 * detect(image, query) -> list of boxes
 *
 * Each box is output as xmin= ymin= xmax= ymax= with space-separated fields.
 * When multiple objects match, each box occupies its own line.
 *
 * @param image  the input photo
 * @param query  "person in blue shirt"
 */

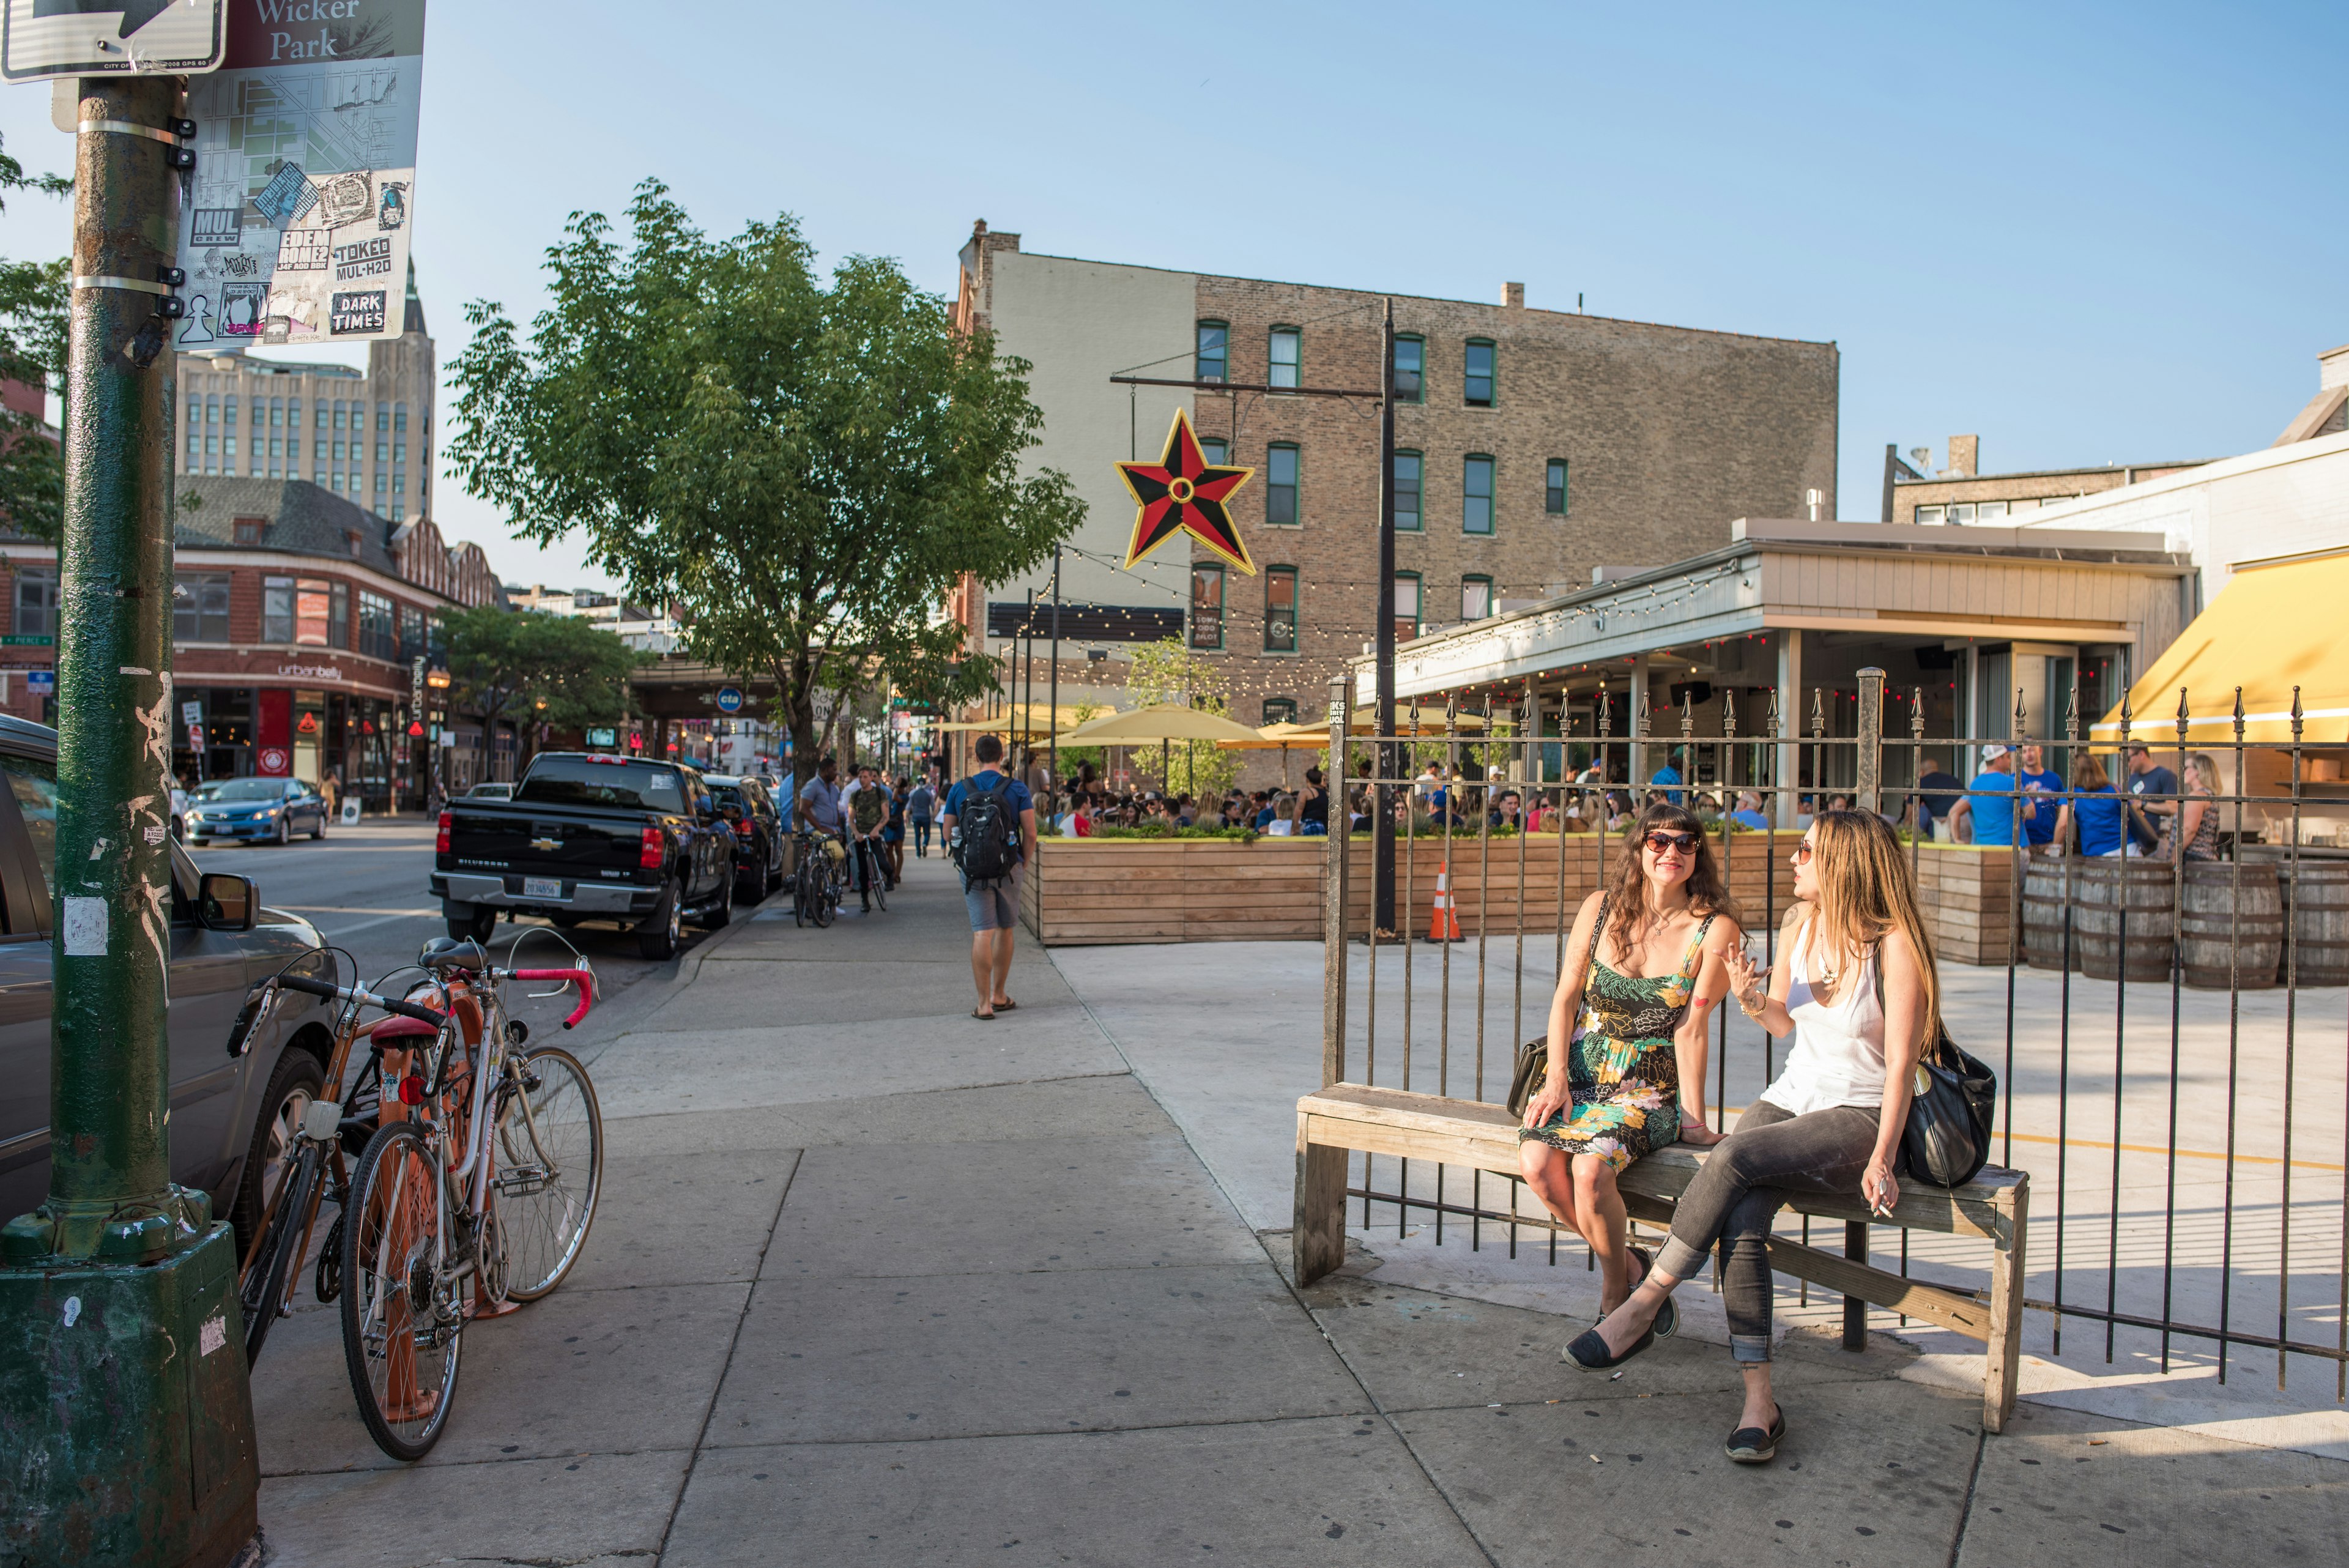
xmin=1727 ymin=790 xmax=1773 ymax=832
xmin=1950 ymin=745 xmax=2033 ymax=846
xmin=2051 ymin=752 xmax=2129 ymax=856
xmin=795 ymin=756 xmax=844 ymax=836
xmin=1650 ymin=751 xmax=1686 ymax=806
xmin=2013 ymin=744 xmax=2063 ymax=849
xmin=939 ymin=734 xmax=1037 ymax=1020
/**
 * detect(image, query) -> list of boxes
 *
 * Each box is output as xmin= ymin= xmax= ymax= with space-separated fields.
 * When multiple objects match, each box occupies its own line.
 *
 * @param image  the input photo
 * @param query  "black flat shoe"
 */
xmin=1626 ymin=1246 xmax=1679 ymax=1340
xmin=1564 ymin=1321 xmax=1655 ymax=1372
xmin=1724 ymin=1405 xmax=1786 ymax=1464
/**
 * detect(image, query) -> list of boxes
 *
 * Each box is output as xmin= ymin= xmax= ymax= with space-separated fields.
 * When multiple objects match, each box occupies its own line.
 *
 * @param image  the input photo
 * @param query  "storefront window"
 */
xmin=359 ymin=590 xmax=396 ymax=659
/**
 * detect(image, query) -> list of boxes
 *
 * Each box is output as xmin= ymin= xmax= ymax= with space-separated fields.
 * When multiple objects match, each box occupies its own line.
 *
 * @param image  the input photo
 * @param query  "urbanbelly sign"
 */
xmin=173 ymin=0 xmax=427 ymax=348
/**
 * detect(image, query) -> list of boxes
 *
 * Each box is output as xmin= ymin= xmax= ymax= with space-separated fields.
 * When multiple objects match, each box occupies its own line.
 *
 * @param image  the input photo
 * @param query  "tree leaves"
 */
xmin=447 ymin=181 xmax=1083 ymax=778
xmin=437 ymin=603 xmax=647 ymax=762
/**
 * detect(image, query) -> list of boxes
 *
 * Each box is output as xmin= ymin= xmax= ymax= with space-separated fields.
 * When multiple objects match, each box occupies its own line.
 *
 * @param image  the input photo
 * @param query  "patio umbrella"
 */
xmin=1055 ymin=704 xmax=1267 ymax=745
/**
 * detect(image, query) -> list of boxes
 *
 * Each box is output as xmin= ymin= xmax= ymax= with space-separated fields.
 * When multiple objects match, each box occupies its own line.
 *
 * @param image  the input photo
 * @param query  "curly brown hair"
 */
xmin=1600 ymin=801 xmax=1735 ymax=960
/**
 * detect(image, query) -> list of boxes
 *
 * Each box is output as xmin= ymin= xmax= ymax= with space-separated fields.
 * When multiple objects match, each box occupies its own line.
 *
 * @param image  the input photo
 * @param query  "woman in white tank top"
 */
xmin=1564 ymin=810 xmax=1938 ymax=1468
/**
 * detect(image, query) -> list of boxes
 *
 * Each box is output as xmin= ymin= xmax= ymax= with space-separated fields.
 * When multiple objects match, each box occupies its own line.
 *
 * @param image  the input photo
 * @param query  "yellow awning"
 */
xmin=2093 ymin=552 xmax=2349 ymax=746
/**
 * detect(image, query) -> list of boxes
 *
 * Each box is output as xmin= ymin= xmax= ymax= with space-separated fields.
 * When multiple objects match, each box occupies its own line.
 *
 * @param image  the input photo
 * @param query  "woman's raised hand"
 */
xmin=1724 ymin=944 xmax=1768 ymax=1013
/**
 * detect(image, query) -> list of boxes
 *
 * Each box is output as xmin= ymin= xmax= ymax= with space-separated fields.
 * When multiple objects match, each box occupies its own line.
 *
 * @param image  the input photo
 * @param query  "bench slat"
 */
xmin=1302 ymin=1083 xmax=2016 ymax=1243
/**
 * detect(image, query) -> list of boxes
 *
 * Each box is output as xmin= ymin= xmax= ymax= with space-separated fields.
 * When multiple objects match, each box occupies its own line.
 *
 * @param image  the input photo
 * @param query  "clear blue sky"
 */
xmin=0 ymin=0 xmax=2339 ymax=592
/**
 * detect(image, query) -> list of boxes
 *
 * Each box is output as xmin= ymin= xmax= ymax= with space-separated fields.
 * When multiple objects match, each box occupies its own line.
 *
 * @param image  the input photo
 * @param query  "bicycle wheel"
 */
xmin=340 ymin=1121 xmax=462 ymax=1461
xmin=868 ymin=847 xmax=887 ymax=912
xmin=239 ymin=1140 xmax=322 ymax=1366
xmin=492 ymin=1045 xmax=604 ymax=1301
xmin=813 ymin=855 xmax=837 ymax=927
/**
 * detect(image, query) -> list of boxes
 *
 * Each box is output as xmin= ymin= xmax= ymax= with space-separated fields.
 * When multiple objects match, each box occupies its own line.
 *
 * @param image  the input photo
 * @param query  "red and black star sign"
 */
xmin=1115 ymin=409 xmax=1256 ymax=575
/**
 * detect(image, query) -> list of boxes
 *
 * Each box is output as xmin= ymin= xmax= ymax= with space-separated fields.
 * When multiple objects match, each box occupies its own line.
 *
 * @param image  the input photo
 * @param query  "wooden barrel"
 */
xmin=2178 ymin=863 xmax=2284 ymax=991
xmin=2072 ymin=859 xmax=2174 ymax=983
xmin=2273 ymin=862 xmax=2349 ymax=987
xmin=2022 ymin=860 xmax=2082 ymax=972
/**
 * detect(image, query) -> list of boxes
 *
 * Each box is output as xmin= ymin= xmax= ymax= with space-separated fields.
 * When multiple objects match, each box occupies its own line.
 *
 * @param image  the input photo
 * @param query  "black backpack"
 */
xmin=954 ymin=773 xmax=1020 ymax=881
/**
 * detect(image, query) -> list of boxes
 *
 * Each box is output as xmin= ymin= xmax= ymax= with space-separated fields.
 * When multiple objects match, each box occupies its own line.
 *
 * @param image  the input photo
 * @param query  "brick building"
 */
xmin=1887 ymin=434 xmax=2209 ymax=527
xmin=952 ymin=225 xmax=1839 ymax=736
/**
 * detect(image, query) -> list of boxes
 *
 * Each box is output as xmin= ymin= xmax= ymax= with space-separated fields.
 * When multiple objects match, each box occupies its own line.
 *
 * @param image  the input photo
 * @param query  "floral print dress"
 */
xmin=1520 ymin=902 xmax=1716 ymax=1173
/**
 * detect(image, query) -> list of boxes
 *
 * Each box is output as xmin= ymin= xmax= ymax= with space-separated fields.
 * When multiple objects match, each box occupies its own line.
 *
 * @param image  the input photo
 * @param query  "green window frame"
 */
xmin=1269 ymin=326 xmax=1301 ymax=389
xmin=1264 ymin=566 xmax=1298 ymax=653
xmin=1392 ymin=450 xmax=1422 ymax=532
xmin=1197 ymin=321 xmax=1228 ymax=383
xmin=1461 ymin=574 xmax=1494 ymax=622
xmin=1391 ymin=334 xmax=1424 ymax=403
xmin=1392 ymin=571 xmax=1422 ymax=644
xmin=1200 ymin=436 xmax=1228 ymax=466
xmin=1190 ymin=563 xmax=1225 ymax=650
xmin=1545 ymin=458 xmax=1568 ymax=515
xmin=1462 ymin=454 xmax=1494 ymax=534
xmin=1266 ymin=444 xmax=1299 ymax=525
xmin=1464 ymin=338 xmax=1495 ymax=406
xmin=1262 ymin=697 xmax=1298 ymax=725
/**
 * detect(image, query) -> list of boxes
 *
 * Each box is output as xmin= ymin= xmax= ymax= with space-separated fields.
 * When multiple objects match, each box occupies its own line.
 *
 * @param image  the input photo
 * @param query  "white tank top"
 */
xmin=1757 ymin=919 xmax=1888 ymax=1116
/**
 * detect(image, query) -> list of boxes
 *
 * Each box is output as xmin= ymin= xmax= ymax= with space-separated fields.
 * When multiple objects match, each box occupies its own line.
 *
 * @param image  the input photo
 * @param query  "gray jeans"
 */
xmin=1653 ymin=1100 xmax=1880 ymax=1364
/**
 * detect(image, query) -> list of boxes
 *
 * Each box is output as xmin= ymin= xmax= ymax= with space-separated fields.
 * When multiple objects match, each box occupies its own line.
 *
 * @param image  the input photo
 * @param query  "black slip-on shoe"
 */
xmin=1564 ymin=1321 xmax=1655 ymax=1372
xmin=1724 ymin=1405 xmax=1786 ymax=1463
xmin=1625 ymin=1247 xmax=1679 ymax=1339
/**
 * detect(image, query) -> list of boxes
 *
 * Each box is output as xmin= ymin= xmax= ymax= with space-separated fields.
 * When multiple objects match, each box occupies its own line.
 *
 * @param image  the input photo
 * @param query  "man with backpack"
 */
xmin=940 ymin=734 xmax=1036 ymax=1021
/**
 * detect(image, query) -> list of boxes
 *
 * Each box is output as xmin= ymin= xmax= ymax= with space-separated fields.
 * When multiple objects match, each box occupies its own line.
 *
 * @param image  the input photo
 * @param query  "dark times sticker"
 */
xmin=330 ymin=290 xmax=387 ymax=336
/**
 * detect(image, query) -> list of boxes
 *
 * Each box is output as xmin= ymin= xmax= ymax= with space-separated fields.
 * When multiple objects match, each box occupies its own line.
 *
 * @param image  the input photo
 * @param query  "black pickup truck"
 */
xmin=430 ymin=752 xmax=738 ymax=959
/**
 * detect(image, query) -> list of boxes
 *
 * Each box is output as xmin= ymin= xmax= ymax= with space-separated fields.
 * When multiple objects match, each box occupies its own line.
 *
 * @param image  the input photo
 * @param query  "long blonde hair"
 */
xmin=1800 ymin=809 xmax=1940 ymax=1048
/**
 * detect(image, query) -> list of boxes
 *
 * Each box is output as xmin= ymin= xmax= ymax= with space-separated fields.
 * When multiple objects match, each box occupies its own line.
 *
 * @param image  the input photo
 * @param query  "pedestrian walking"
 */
xmin=908 ymin=774 xmax=937 ymax=858
xmin=940 ymin=734 xmax=1036 ymax=1022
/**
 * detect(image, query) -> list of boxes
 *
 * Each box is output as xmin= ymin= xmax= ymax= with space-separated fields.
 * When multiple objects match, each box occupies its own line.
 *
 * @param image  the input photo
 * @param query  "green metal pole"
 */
xmin=0 ymin=76 xmax=259 ymax=1568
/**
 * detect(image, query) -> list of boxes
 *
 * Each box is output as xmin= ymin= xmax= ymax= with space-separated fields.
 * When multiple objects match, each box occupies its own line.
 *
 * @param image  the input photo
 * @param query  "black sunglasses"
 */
xmin=1642 ymin=830 xmax=1698 ymax=855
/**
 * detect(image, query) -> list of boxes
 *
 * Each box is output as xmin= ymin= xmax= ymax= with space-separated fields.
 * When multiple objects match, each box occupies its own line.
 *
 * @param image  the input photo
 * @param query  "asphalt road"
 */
xmin=183 ymin=816 xmax=740 ymax=1003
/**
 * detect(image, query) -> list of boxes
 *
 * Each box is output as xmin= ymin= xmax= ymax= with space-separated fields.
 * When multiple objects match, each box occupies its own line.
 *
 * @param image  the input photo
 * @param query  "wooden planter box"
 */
xmin=1909 ymin=842 xmax=2019 ymax=967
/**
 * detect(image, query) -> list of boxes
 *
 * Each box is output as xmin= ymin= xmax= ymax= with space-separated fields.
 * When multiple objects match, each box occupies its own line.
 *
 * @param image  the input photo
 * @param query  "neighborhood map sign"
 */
xmin=174 ymin=0 xmax=427 ymax=348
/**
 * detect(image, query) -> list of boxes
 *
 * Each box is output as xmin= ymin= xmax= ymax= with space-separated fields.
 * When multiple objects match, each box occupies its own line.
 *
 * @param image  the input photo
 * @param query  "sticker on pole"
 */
xmin=173 ymin=0 xmax=427 ymax=347
xmin=1 ymin=1 xmax=228 ymax=83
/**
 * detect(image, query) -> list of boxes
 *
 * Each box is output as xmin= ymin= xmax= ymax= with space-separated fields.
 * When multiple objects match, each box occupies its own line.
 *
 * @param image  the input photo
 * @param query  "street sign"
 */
xmin=26 ymin=670 xmax=53 ymax=694
xmin=716 ymin=686 xmax=744 ymax=714
xmin=185 ymin=723 xmax=200 ymax=750
xmin=174 ymin=0 xmax=428 ymax=347
xmin=1 ymin=1 xmax=228 ymax=83
xmin=180 ymin=700 xmax=200 ymax=726
xmin=0 ymin=634 xmax=50 ymax=646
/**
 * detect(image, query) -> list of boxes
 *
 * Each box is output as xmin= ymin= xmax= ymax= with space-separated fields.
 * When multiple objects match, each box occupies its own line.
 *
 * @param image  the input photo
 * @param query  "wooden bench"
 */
xmin=1294 ymin=1083 xmax=2031 ymax=1432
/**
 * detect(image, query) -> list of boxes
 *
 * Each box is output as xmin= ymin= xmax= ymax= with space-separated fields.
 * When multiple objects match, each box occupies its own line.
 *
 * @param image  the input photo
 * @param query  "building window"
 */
xmin=394 ymin=402 xmax=408 ymax=433
xmin=1200 ymin=436 xmax=1228 ymax=466
xmin=186 ymin=434 xmax=199 ymax=459
xmin=1392 ymin=450 xmax=1422 ymax=531
xmin=393 ymin=441 xmax=406 ymax=463
xmin=1461 ymin=575 xmax=1493 ymax=622
xmin=1545 ymin=459 xmax=1568 ymax=515
xmin=399 ymin=604 xmax=428 ymax=664
xmin=224 ymin=396 xmax=237 ymax=426
xmin=1263 ymin=697 xmax=1297 ymax=725
xmin=1976 ymin=500 xmax=2008 ymax=521
xmin=1462 ymin=454 xmax=1494 ymax=534
xmin=314 ymin=437 xmax=327 ymax=461
xmin=1264 ymin=566 xmax=1297 ymax=653
xmin=1948 ymin=502 xmax=1976 ymax=524
xmin=1391 ymin=335 xmax=1423 ymax=403
xmin=173 ymin=572 xmax=231 ymax=642
xmin=1463 ymin=339 xmax=1494 ymax=406
xmin=333 ymin=401 xmax=347 ymax=430
xmin=1915 ymin=505 xmax=1944 ymax=524
xmin=223 ymin=435 xmax=237 ymax=458
xmin=375 ymin=472 xmax=388 ymax=494
xmin=13 ymin=567 xmax=56 ymax=637
xmin=262 ymin=577 xmax=295 ymax=643
xmin=1266 ymin=444 xmax=1299 ymax=526
xmin=1392 ymin=572 xmax=1421 ymax=644
xmin=376 ymin=440 xmax=388 ymax=463
xmin=391 ymin=502 xmax=404 ymax=522
xmin=206 ymin=397 xmax=218 ymax=425
xmin=269 ymin=398 xmax=282 ymax=427
xmin=233 ymin=515 xmax=264 ymax=545
xmin=377 ymin=406 xmax=390 ymax=432
xmin=358 ymin=590 xmax=397 ymax=659
xmin=1190 ymin=563 xmax=1226 ymax=650
xmin=1268 ymin=327 xmax=1300 ymax=390
xmin=286 ymin=401 xmax=300 ymax=429
xmin=1196 ymin=321 xmax=1227 ymax=383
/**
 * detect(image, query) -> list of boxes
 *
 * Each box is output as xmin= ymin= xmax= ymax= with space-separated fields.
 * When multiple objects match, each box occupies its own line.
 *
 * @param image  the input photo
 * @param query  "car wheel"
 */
xmin=273 ymin=815 xmax=289 ymax=846
xmin=705 ymin=875 xmax=732 ymax=929
xmin=636 ymin=883 xmax=681 ymax=961
xmin=311 ymin=811 xmax=326 ymax=841
xmin=445 ymin=902 xmax=496 ymax=943
xmin=230 ymin=1045 xmax=325 ymax=1259
xmin=549 ymin=914 xmax=582 ymax=930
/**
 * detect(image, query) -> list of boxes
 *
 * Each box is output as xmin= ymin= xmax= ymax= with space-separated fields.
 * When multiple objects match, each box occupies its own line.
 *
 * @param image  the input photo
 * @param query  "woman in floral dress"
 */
xmin=1518 ymin=801 xmax=1742 ymax=1331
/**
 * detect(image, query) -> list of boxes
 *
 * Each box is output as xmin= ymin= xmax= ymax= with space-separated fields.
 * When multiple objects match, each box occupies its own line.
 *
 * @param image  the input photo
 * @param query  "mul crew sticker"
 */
xmin=1115 ymin=408 xmax=1257 ymax=575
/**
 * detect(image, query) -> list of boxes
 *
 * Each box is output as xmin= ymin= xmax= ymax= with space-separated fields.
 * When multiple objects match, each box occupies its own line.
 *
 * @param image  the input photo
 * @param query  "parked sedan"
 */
xmin=705 ymin=774 xmax=785 ymax=901
xmin=0 ymin=716 xmax=340 ymax=1257
xmin=185 ymin=777 xmax=332 ymax=845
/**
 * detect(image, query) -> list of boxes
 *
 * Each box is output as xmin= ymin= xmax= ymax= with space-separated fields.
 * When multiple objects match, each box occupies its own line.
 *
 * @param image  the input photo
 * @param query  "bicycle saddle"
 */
xmin=418 ymin=937 xmax=488 ymax=973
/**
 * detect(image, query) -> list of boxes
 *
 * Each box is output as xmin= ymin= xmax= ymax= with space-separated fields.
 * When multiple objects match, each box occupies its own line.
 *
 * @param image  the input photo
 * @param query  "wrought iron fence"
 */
xmin=1316 ymin=667 xmax=2348 ymax=1400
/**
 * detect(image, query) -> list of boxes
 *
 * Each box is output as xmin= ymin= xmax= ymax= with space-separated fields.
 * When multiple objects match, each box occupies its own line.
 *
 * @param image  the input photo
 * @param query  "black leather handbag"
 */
xmin=1875 ymin=950 xmax=1997 ymax=1186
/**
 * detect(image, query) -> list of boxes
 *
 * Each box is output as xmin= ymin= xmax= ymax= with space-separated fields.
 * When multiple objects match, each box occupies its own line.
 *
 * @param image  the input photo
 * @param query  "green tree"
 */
xmin=0 ymin=133 xmax=72 ymax=543
xmin=1123 ymin=639 xmax=1241 ymax=798
xmin=447 ymin=181 xmax=1083 ymax=785
xmin=439 ymin=604 xmax=647 ymax=767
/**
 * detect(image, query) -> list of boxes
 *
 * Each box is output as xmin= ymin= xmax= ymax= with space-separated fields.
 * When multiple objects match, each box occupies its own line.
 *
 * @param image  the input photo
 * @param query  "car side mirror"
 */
xmin=198 ymin=872 xmax=257 ymax=932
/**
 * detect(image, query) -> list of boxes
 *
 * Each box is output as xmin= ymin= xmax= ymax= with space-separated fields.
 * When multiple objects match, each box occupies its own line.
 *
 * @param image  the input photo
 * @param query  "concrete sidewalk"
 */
xmin=246 ymin=858 xmax=2347 ymax=1566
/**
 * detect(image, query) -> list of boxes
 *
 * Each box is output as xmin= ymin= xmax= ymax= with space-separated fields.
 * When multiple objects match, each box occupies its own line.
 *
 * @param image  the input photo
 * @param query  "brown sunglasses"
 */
xmin=1642 ymin=830 xmax=1698 ymax=855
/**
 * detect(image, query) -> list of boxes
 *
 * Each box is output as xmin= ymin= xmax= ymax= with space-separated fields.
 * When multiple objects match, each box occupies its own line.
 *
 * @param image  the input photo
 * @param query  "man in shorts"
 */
xmin=940 ymin=734 xmax=1036 ymax=1021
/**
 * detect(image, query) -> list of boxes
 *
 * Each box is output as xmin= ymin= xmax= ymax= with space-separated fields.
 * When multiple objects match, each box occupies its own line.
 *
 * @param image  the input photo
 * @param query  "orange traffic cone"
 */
xmin=1428 ymin=860 xmax=1464 ymax=942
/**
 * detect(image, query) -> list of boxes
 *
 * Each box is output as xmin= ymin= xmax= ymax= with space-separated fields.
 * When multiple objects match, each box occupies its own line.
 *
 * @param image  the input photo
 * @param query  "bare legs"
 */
xmin=1516 ymin=1143 xmax=1642 ymax=1312
xmin=968 ymin=927 xmax=1013 ymax=1016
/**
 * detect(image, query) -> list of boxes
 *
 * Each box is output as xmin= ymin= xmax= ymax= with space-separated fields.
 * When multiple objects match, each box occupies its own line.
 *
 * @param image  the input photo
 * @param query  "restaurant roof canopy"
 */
xmin=1356 ymin=517 xmax=2194 ymax=703
xmin=2093 ymin=549 xmax=2349 ymax=746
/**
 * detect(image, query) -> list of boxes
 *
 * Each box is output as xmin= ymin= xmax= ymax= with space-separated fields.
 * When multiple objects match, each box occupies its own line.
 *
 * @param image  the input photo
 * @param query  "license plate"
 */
xmin=522 ymin=877 xmax=564 ymax=899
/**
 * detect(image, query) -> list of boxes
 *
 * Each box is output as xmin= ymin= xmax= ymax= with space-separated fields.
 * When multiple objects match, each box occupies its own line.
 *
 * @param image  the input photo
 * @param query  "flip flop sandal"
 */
xmin=971 ymin=1008 xmax=995 ymax=1021
xmin=992 ymin=999 xmax=1017 ymax=1012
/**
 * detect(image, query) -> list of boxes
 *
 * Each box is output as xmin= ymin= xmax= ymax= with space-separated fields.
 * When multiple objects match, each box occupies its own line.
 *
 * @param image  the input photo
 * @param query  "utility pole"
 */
xmin=1375 ymin=298 xmax=1398 ymax=935
xmin=1046 ymin=548 xmax=1063 ymax=801
xmin=0 ymin=76 xmax=260 ymax=1567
